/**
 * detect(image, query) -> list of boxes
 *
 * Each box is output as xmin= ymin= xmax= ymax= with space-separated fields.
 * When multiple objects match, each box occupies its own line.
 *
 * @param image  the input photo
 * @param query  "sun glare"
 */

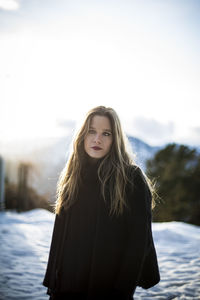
xmin=1 ymin=1 xmax=200 ymax=146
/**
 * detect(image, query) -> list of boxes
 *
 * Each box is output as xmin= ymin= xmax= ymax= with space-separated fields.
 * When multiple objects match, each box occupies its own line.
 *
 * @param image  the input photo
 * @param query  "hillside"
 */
xmin=1 ymin=135 xmax=160 ymax=202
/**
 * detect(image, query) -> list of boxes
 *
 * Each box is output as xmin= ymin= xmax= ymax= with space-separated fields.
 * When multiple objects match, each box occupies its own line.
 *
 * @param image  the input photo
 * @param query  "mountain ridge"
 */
xmin=1 ymin=135 xmax=162 ymax=201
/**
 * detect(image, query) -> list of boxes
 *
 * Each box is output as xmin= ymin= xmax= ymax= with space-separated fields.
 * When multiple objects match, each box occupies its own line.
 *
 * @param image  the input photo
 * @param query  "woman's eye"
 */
xmin=103 ymin=132 xmax=111 ymax=136
xmin=88 ymin=129 xmax=95 ymax=134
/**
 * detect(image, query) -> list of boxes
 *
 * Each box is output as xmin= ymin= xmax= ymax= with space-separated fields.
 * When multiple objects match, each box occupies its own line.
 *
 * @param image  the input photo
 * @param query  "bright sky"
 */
xmin=0 ymin=0 xmax=200 ymax=146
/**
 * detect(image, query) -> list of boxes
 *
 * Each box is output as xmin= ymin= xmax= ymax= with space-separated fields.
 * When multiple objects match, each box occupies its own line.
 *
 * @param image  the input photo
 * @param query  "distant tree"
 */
xmin=146 ymin=143 xmax=200 ymax=225
xmin=17 ymin=162 xmax=32 ymax=211
xmin=5 ymin=161 xmax=53 ymax=212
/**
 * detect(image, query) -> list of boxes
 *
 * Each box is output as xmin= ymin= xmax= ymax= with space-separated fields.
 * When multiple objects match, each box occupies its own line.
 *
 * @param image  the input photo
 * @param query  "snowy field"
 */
xmin=0 ymin=209 xmax=200 ymax=300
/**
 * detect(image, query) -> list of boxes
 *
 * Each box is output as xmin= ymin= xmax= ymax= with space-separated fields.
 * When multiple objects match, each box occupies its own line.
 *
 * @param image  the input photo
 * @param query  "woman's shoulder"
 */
xmin=125 ymin=164 xmax=152 ymax=211
xmin=126 ymin=164 xmax=151 ymax=195
xmin=126 ymin=164 xmax=146 ymax=182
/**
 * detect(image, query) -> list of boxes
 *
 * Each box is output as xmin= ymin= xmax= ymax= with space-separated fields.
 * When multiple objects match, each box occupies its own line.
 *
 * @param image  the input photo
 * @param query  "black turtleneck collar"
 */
xmin=81 ymin=153 xmax=103 ymax=184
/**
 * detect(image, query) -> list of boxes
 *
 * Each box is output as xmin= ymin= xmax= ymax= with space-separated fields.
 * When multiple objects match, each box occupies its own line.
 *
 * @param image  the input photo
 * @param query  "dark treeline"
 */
xmin=5 ymin=162 xmax=53 ymax=213
xmin=147 ymin=143 xmax=200 ymax=226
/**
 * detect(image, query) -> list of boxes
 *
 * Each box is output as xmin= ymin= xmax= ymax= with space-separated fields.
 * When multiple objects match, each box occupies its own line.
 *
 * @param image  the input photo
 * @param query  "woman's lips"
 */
xmin=92 ymin=146 xmax=102 ymax=150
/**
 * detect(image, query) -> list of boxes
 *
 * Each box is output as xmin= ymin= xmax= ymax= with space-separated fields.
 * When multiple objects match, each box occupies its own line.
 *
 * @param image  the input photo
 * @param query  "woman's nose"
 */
xmin=94 ymin=134 xmax=101 ymax=144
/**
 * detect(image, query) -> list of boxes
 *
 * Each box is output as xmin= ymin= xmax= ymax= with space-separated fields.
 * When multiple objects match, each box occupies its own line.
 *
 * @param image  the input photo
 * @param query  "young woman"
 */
xmin=43 ymin=106 xmax=160 ymax=300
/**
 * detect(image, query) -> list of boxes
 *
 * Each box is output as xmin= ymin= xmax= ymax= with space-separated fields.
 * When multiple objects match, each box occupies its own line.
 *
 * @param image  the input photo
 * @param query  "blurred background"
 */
xmin=0 ymin=0 xmax=200 ymax=225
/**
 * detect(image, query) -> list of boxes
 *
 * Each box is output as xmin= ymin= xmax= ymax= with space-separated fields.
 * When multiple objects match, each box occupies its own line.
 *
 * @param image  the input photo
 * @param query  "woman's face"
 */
xmin=84 ymin=115 xmax=113 ymax=160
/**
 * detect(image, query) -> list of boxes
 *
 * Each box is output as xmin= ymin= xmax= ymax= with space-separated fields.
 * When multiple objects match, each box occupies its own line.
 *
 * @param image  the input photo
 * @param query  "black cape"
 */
xmin=43 ymin=163 xmax=160 ymax=299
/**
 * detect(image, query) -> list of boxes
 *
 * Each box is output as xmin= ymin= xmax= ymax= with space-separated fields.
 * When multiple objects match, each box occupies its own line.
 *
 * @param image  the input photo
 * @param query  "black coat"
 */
xmin=43 ymin=163 xmax=160 ymax=299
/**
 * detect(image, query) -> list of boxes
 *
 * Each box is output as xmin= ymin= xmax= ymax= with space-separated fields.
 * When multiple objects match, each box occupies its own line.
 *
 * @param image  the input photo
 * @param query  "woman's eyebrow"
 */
xmin=89 ymin=126 xmax=112 ymax=132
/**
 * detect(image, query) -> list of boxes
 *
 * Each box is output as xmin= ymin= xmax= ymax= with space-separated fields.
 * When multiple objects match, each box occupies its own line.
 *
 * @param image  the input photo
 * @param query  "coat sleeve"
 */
xmin=43 ymin=213 xmax=60 ymax=288
xmin=43 ymin=209 xmax=67 ymax=291
xmin=114 ymin=167 xmax=160 ymax=294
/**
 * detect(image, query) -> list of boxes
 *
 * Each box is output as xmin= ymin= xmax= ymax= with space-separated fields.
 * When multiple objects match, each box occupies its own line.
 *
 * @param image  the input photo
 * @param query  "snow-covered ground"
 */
xmin=0 ymin=209 xmax=200 ymax=300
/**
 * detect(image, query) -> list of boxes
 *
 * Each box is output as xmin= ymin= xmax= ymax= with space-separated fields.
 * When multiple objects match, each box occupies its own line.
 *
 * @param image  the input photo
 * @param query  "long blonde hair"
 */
xmin=55 ymin=106 xmax=150 ymax=215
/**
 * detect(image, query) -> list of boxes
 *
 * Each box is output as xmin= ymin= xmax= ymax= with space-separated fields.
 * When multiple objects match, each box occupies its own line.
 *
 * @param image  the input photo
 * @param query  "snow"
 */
xmin=0 ymin=209 xmax=200 ymax=300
